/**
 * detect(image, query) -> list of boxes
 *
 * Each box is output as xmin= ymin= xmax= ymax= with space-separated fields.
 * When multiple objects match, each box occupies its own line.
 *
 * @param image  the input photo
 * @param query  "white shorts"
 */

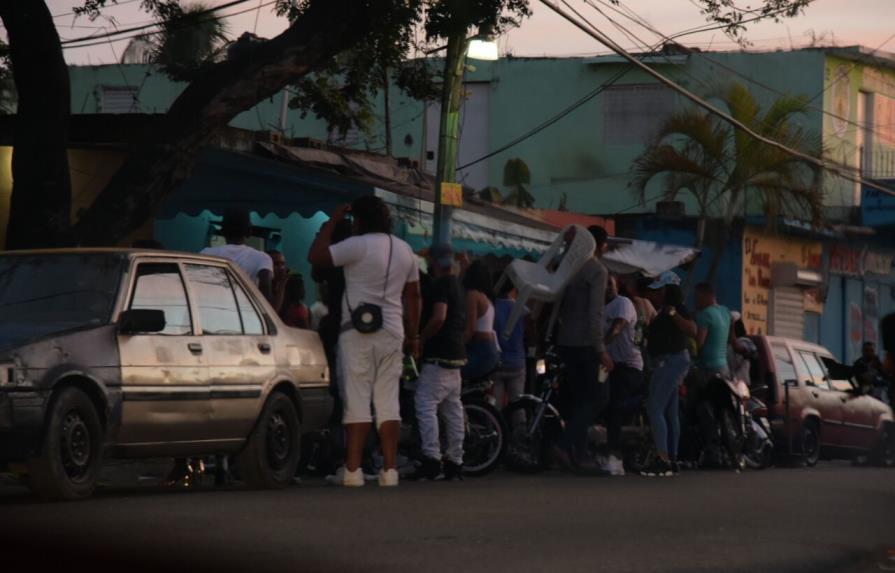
xmin=337 ymin=329 xmax=403 ymax=426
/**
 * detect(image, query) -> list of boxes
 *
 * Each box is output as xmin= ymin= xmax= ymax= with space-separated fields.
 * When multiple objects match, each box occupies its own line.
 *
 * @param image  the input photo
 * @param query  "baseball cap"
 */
xmin=648 ymin=270 xmax=681 ymax=290
xmin=429 ymin=243 xmax=454 ymax=269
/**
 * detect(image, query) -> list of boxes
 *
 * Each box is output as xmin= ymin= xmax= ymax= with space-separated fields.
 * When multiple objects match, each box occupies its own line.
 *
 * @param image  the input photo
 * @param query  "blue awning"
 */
xmin=157 ymin=148 xmax=369 ymax=219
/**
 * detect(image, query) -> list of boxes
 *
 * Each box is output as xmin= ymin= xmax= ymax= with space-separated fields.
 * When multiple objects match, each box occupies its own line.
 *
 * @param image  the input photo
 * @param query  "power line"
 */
xmin=59 ymin=0 xmax=277 ymax=51
xmin=454 ymin=3 xmax=820 ymax=173
xmin=601 ymin=0 xmax=895 ymax=145
xmin=539 ymin=0 xmax=895 ymax=199
xmin=60 ymin=0 xmax=253 ymax=47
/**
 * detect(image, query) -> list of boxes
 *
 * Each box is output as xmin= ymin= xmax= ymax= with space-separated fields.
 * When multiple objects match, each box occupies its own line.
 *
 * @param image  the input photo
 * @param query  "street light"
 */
xmin=431 ymin=29 xmax=499 ymax=246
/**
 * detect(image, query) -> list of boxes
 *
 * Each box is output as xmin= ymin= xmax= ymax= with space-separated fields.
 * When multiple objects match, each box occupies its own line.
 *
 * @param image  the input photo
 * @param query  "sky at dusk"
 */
xmin=20 ymin=0 xmax=895 ymax=65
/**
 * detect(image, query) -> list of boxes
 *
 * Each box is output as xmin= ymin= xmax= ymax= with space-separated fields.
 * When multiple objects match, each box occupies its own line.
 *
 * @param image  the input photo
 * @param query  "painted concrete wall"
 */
xmin=67 ymin=49 xmax=835 ymax=219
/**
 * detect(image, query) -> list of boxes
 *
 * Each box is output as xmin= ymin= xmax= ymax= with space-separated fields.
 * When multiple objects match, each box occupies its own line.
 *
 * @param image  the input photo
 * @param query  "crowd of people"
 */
xmin=195 ymin=201 xmax=895 ymax=487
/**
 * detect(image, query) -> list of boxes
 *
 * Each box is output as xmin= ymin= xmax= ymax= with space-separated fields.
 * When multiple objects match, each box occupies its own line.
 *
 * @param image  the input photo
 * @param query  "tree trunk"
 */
xmin=0 ymin=1 xmax=72 ymax=249
xmin=71 ymin=0 xmax=374 ymax=246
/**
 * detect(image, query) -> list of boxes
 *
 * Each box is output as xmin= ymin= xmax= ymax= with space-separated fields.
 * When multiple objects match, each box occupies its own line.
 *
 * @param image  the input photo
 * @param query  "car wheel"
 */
xmin=872 ymin=425 xmax=895 ymax=468
xmin=801 ymin=420 xmax=820 ymax=467
xmin=26 ymin=387 xmax=103 ymax=501
xmin=237 ymin=391 xmax=301 ymax=489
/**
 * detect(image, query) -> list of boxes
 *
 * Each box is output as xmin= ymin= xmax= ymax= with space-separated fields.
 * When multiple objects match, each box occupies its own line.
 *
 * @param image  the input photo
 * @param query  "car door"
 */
xmin=184 ymin=263 xmax=275 ymax=441
xmin=825 ymin=363 xmax=879 ymax=451
xmin=794 ymin=349 xmax=843 ymax=447
xmin=117 ymin=261 xmax=211 ymax=447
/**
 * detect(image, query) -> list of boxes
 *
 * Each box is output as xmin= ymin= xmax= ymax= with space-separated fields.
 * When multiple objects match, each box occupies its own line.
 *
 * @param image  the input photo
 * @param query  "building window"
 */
xmin=100 ymin=86 xmax=139 ymax=113
xmin=602 ymin=84 xmax=675 ymax=145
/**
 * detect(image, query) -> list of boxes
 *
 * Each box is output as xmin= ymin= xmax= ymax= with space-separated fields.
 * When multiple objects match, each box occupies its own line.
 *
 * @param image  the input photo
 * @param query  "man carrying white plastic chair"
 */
xmin=552 ymin=225 xmax=614 ymax=472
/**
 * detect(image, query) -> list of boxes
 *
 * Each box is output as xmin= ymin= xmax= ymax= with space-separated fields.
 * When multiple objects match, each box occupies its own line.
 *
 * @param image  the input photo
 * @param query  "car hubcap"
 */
xmin=61 ymin=411 xmax=92 ymax=481
xmin=266 ymin=412 xmax=291 ymax=470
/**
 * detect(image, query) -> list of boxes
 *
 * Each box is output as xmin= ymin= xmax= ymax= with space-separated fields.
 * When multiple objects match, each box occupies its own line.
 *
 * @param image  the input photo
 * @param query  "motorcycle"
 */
xmin=742 ymin=385 xmax=774 ymax=469
xmin=698 ymin=373 xmax=774 ymax=470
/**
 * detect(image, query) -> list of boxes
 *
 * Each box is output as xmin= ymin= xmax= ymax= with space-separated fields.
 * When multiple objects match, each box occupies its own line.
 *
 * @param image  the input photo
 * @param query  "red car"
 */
xmin=752 ymin=336 xmax=894 ymax=467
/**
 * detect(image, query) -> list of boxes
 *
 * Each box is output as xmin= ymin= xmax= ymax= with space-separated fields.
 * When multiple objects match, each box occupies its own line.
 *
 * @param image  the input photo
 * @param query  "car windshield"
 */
xmin=0 ymin=253 xmax=125 ymax=351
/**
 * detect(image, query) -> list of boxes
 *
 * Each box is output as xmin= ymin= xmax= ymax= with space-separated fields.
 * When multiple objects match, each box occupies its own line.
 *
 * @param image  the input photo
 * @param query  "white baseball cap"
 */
xmin=648 ymin=270 xmax=681 ymax=289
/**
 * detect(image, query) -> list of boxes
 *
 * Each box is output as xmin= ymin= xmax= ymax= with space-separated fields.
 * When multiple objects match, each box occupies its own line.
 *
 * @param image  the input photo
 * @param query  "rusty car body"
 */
xmin=0 ymin=249 xmax=331 ymax=499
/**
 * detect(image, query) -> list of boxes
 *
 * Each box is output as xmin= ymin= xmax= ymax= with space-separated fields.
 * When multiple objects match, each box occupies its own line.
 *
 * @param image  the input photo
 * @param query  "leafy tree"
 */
xmin=0 ymin=0 xmax=815 ymax=248
xmin=502 ymin=158 xmax=535 ymax=208
xmin=630 ymin=83 xmax=824 ymax=283
xmin=150 ymin=2 xmax=230 ymax=81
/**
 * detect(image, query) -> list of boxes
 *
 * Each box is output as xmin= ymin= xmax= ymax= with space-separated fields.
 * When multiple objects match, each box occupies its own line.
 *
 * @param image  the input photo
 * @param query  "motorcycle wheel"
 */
xmin=744 ymin=443 xmax=774 ymax=470
xmin=719 ymin=408 xmax=745 ymax=470
xmin=503 ymin=399 xmax=558 ymax=473
xmin=462 ymin=398 xmax=506 ymax=477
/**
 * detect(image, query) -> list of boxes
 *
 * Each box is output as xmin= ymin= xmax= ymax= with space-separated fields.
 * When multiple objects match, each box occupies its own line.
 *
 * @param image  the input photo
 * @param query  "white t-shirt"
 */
xmin=201 ymin=244 xmax=273 ymax=284
xmin=604 ymin=295 xmax=643 ymax=370
xmin=329 ymin=233 xmax=420 ymax=339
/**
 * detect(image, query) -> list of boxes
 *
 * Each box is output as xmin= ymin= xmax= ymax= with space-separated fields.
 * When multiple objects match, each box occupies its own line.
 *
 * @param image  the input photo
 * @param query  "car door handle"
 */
xmin=258 ymin=342 xmax=271 ymax=354
xmin=811 ymin=392 xmax=819 ymax=398
xmin=840 ymin=396 xmax=847 ymax=403
xmin=188 ymin=343 xmax=203 ymax=354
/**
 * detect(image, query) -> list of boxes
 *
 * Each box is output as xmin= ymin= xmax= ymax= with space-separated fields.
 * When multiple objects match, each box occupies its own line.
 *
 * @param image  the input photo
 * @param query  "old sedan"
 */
xmin=0 ymin=249 xmax=331 ymax=500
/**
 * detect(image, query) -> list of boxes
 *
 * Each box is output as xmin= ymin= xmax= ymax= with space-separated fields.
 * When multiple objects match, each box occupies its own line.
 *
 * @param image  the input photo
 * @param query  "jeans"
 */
xmin=606 ymin=365 xmax=645 ymax=453
xmin=462 ymin=339 xmax=500 ymax=381
xmin=415 ymin=363 xmax=465 ymax=465
xmin=493 ymin=367 xmax=526 ymax=408
xmin=647 ymin=351 xmax=691 ymax=460
xmin=558 ymin=346 xmax=607 ymax=459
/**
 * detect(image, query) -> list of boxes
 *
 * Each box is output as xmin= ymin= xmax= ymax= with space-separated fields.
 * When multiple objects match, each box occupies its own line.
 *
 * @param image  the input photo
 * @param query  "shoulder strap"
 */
xmin=381 ymin=235 xmax=394 ymax=300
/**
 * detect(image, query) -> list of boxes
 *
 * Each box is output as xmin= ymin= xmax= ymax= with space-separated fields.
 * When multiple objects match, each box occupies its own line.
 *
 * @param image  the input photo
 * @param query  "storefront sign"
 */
xmin=829 ymin=245 xmax=894 ymax=277
xmin=440 ymin=182 xmax=463 ymax=208
xmin=742 ymin=229 xmax=823 ymax=335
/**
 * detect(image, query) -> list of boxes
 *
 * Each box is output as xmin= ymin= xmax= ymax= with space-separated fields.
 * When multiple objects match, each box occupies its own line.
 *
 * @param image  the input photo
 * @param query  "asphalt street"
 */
xmin=0 ymin=461 xmax=893 ymax=573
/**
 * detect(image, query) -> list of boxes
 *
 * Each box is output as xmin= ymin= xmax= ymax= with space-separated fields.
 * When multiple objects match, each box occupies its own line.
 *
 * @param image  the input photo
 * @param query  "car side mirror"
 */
xmin=119 ymin=309 xmax=166 ymax=334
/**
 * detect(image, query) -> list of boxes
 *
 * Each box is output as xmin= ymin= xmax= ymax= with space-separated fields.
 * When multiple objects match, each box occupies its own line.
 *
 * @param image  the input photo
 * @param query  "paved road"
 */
xmin=1 ymin=461 xmax=893 ymax=573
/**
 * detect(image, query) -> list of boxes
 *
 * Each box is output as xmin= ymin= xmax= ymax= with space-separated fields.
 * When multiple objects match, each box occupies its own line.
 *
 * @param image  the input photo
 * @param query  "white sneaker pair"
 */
xmin=606 ymin=455 xmax=626 ymax=476
xmin=326 ymin=466 xmax=399 ymax=487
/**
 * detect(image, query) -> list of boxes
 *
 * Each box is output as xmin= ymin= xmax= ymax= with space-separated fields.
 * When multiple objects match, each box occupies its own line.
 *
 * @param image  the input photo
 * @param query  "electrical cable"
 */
xmin=539 ymin=0 xmax=895 ymax=199
xmin=60 ymin=0 xmax=253 ymax=46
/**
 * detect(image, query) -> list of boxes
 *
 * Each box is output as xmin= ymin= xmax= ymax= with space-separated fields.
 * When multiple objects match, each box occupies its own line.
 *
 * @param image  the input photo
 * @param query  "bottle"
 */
xmin=402 ymin=355 xmax=419 ymax=382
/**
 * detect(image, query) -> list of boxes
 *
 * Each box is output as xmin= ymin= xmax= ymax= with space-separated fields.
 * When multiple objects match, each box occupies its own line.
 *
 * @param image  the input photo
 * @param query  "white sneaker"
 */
xmin=378 ymin=468 xmax=399 ymax=487
xmin=326 ymin=466 xmax=364 ymax=487
xmin=607 ymin=455 xmax=626 ymax=476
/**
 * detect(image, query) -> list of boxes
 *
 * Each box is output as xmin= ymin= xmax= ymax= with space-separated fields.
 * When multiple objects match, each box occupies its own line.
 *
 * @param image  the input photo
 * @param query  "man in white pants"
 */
xmin=412 ymin=243 xmax=467 ymax=481
xmin=308 ymin=196 xmax=421 ymax=487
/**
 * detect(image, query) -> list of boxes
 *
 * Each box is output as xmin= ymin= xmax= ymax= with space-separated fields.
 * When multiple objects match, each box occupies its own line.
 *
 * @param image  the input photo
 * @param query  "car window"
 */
xmin=797 ymin=351 xmax=831 ymax=390
xmin=233 ymin=281 xmax=264 ymax=335
xmin=185 ymin=265 xmax=242 ymax=335
xmin=821 ymin=355 xmax=854 ymax=392
xmin=129 ymin=263 xmax=192 ymax=335
xmin=771 ymin=343 xmax=798 ymax=385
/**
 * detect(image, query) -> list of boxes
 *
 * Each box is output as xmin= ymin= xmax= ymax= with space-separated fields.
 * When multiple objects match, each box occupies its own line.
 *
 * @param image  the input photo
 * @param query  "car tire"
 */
xmin=801 ymin=419 xmax=820 ymax=467
xmin=237 ymin=391 xmax=301 ymax=489
xmin=872 ymin=425 xmax=895 ymax=468
xmin=26 ymin=387 xmax=103 ymax=501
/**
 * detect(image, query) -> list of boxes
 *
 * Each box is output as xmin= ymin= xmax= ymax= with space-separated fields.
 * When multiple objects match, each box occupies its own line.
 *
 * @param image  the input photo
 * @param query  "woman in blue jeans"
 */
xmin=641 ymin=275 xmax=697 ymax=477
xmin=461 ymin=261 xmax=500 ymax=381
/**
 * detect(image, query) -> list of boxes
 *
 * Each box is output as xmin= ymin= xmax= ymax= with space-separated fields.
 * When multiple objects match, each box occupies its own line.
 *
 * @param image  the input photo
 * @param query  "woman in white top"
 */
xmin=461 ymin=260 xmax=501 ymax=381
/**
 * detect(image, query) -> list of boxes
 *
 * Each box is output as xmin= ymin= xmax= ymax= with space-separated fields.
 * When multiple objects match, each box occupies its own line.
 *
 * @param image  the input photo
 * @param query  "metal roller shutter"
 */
xmin=770 ymin=287 xmax=804 ymax=339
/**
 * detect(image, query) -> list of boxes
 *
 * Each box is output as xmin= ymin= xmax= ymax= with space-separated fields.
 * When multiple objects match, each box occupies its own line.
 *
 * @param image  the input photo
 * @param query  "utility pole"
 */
xmin=431 ymin=30 xmax=469 ymax=246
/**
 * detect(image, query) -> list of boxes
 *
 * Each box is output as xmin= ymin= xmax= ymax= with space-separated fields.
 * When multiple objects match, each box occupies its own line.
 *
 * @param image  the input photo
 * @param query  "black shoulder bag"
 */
xmin=346 ymin=236 xmax=393 ymax=334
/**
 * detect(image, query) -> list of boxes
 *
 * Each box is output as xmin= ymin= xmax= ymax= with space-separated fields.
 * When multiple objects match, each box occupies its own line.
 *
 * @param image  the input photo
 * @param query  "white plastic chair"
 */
xmin=495 ymin=224 xmax=596 ymax=339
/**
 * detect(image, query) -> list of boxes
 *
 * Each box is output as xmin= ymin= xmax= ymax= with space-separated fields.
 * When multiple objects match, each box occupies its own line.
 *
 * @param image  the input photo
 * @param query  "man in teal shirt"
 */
xmin=695 ymin=282 xmax=731 ymax=376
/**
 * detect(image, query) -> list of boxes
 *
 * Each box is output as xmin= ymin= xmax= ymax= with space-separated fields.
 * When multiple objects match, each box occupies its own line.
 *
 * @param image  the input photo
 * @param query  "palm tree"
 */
xmin=630 ymin=83 xmax=825 ymax=283
xmin=151 ymin=3 xmax=229 ymax=80
xmin=502 ymin=158 xmax=536 ymax=208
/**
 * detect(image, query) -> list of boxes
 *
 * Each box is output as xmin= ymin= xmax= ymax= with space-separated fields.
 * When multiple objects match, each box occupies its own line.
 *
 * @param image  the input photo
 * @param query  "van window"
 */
xmin=770 ymin=343 xmax=797 ymax=385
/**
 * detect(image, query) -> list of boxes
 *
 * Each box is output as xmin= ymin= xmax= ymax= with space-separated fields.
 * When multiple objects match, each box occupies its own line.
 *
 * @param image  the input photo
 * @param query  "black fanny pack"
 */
xmin=346 ymin=236 xmax=393 ymax=334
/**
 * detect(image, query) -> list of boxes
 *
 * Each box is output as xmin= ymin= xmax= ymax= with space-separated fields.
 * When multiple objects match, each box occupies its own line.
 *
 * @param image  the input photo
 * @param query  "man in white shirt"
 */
xmin=602 ymin=275 xmax=645 ymax=476
xmin=201 ymin=208 xmax=274 ymax=304
xmin=309 ymin=196 xmax=422 ymax=487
